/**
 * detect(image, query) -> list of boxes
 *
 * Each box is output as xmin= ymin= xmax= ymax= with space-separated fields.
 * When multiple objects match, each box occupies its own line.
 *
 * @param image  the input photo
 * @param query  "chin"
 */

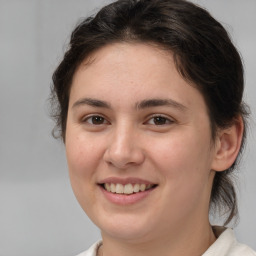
xmin=96 ymin=213 xmax=154 ymax=242
xmin=102 ymin=226 xmax=152 ymax=242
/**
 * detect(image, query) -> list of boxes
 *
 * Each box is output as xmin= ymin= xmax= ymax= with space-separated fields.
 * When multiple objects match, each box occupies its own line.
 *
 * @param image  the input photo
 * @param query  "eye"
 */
xmin=83 ymin=115 xmax=109 ymax=125
xmin=146 ymin=115 xmax=174 ymax=125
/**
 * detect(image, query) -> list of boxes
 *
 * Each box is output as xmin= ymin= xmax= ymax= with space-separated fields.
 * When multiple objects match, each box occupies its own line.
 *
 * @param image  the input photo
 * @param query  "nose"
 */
xmin=103 ymin=124 xmax=145 ymax=169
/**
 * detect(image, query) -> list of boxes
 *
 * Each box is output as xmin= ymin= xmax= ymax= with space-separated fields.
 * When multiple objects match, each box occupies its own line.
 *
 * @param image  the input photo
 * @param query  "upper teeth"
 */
xmin=104 ymin=183 xmax=154 ymax=194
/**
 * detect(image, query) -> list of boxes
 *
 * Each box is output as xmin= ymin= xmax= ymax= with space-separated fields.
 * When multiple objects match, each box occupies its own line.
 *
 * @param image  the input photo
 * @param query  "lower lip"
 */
xmin=99 ymin=186 xmax=156 ymax=205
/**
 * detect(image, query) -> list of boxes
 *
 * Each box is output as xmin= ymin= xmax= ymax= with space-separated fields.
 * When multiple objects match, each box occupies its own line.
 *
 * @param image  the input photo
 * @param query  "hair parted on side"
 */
xmin=50 ymin=0 xmax=249 ymax=225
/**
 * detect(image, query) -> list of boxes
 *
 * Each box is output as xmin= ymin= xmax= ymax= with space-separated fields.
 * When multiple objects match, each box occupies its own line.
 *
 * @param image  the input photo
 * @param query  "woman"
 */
xmin=51 ymin=0 xmax=256 ymax=255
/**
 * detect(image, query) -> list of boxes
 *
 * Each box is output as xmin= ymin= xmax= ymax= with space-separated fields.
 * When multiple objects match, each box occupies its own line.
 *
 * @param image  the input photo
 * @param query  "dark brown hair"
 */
xmin=51 ymin=0 xmax=249 ymax=224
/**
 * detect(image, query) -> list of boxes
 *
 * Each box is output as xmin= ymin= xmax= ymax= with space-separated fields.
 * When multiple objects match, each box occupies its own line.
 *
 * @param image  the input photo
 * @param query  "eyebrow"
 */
xmin=72 ymin=97 xmax=187 ymax=112
xmin=72 ymin=98 xmax=111 ymax=109
xmin=136 ymin=98 xmax=188 ymax=111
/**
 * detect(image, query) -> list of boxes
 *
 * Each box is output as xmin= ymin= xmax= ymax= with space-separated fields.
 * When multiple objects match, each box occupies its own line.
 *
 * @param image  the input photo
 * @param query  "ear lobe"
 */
xmin=211 ymin=116 xmax=244 ymax=172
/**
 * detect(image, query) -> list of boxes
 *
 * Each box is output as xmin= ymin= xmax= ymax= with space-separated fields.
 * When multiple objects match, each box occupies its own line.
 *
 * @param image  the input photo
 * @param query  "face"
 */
xmin=65 ymin=43 xmax=217 ymax=243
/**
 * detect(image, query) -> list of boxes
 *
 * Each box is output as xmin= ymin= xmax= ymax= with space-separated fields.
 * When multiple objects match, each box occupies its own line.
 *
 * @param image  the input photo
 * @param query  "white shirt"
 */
xmin=202 ymin=227 xmax=256 ymax=255
xmin=76 ymin=227 xmax=256 ymax=256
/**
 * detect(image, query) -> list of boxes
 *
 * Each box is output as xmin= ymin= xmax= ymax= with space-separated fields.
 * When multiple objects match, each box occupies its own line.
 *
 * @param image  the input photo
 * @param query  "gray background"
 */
xmin=0 ymin=0 xmax=255 ymax=255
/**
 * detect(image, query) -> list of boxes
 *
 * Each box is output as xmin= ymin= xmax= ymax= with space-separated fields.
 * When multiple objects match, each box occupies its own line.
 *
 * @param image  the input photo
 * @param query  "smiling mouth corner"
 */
xmin=98 ymin=183 xmax=158 ymax=195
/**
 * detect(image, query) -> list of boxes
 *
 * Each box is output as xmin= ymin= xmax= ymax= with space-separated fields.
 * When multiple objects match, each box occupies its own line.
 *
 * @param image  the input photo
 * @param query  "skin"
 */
xmin=65 ymin=43 xmax=243 ymax=256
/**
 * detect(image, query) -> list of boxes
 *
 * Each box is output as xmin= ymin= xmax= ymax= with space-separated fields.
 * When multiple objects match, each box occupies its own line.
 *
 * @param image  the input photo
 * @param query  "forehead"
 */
xmin=76 ymin=43 xmax=174 ymax=82
xmin=70 ymin=42 xmax=207 ymax=112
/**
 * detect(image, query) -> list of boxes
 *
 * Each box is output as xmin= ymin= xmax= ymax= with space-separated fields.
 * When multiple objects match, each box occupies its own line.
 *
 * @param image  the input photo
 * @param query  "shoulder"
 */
xmin=229 ymin=239 xmax=256 ymax=256
xmin=203 ymin=226 xmax=256 ymax=256
xmin=75 ymin=241 xmax=102 ymax=256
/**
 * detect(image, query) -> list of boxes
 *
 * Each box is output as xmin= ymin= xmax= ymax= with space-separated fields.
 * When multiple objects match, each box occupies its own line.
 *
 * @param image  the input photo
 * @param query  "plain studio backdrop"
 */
xmin=0 ymin=0 xmax=255 ymax=255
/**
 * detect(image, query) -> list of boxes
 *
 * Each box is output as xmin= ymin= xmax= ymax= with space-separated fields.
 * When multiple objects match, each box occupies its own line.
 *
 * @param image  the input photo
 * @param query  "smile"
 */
xmin=103 ymin=183 xmax=156 ymax=194
xmin=98 ymin=177 xmax=158 ymax=204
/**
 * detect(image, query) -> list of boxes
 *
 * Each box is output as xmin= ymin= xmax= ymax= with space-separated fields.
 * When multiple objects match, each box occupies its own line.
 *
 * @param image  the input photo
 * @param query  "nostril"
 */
xmin=103 ymin=146 xmax=145 ymax=169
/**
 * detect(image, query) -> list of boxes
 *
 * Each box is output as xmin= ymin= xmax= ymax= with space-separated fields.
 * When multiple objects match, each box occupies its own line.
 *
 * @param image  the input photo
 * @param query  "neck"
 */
xmin=100 ymin=221 xmax=216 ymax=256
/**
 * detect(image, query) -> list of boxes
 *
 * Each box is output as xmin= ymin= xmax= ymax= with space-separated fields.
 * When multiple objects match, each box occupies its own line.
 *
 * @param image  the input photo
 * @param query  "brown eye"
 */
xmin=153 ymin=116 xmax=168 ymax=125
xmin=146 ymin=115 xmax=173 ymax=126
xmin=85 ymin=115 xmax=108 ymax=125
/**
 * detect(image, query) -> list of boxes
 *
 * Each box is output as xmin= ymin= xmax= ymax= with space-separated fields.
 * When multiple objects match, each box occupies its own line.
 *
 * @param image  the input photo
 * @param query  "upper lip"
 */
xmin=98 ymin=177 xmax=157 ymax=185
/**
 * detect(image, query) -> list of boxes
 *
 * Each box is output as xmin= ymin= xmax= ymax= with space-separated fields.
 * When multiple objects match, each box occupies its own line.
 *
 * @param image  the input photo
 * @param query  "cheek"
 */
xmin=152 ymin=131 xmax=213 ymax=188
xmin=155 ymin=135 xmax=207 ymax=164
xmin=65 ymin=133 xmax=96 ymax=193
xmin=151 ymin=136 xmax=213 ymax=221
xmin=65 ymin=134 xmax=99 ymax=212
xmin=66 ymin=132 xmax=100 ymax=177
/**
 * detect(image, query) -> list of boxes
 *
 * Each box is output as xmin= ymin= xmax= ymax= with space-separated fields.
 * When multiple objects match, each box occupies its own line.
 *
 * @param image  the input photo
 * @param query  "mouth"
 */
xmin=99 ymin=183 xmax=158 ymax=195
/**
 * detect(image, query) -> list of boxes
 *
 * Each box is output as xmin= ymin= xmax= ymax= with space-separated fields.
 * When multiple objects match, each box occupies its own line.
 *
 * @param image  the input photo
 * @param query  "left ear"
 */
xmin=211 ymin=116 xmax=244 ymax=172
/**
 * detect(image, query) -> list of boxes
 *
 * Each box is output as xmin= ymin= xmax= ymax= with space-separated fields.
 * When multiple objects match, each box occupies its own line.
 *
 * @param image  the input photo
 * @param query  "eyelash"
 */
xmin=145 ymin=115 xmax=174 ymax=126
xmin=82 ymin=115 xmax=109 ymax=125
xmin=82 ymin=114 xmax=174 ymax=126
